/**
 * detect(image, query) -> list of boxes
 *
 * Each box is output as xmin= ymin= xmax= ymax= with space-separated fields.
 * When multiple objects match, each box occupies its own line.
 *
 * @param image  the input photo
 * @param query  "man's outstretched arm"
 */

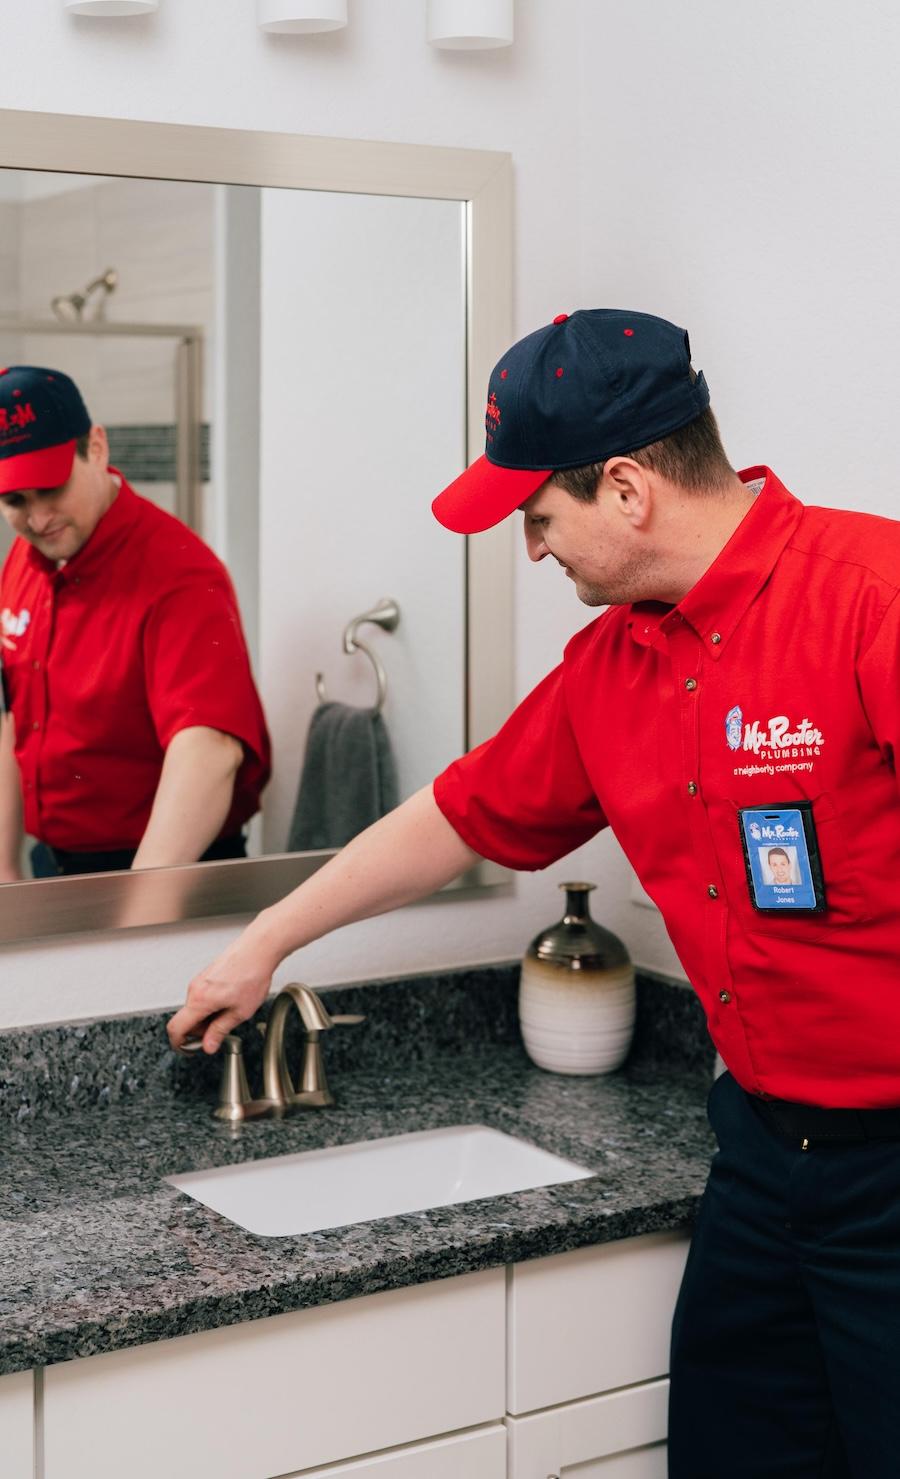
xmin=166 ymin=783 xmax=480 ymax=1054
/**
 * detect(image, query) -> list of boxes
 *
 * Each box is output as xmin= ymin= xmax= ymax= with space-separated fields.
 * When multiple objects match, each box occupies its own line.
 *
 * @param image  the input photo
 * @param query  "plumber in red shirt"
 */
xmin=170 ymin=309 xmax=900 ymax=1477
xmin=0 ymin=366 xmax=270 ymax=877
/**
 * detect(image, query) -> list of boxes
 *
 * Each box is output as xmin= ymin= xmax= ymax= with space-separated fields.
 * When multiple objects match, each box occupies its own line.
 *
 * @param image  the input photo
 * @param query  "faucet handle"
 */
xmin=214 ymin=1035 xmax=253 ymax=1123
xmin=329 ymin=1013 xmax=366 ymax=1027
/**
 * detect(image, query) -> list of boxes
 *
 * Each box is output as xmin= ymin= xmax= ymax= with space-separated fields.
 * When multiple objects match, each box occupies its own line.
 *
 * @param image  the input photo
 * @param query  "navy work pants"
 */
xmin=668 ymin=1069 xmax=900 ymax=1478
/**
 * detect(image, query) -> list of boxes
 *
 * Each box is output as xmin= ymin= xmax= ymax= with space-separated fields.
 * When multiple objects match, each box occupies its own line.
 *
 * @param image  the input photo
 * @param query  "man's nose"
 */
xmin=523 ymin=521 xmax=548 ymax=563
xmin=28 ymin=505 xmax=57 ymax=533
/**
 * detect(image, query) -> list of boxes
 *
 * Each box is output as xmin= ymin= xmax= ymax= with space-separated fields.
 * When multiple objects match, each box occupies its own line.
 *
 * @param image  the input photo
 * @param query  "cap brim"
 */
xmin=432 ymin=455 xmax=553 ymax=534
xmin=0 ymin=440 xmax=77 ymax=496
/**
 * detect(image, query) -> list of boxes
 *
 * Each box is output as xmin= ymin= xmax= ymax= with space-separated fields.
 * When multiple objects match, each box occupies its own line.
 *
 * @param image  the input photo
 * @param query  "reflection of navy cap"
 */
xmin=432 ymin=309 xmax=711 ymax=534
xmin=0 ymin=366 xmax=92 ymax=495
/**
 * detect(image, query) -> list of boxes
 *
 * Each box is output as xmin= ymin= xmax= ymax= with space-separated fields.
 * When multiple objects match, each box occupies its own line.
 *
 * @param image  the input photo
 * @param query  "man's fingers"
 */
xmin=167 ymin=1001 xmax=207 ymax=1050
xmin=202 ymin=1009 xmax=243 ymax=1055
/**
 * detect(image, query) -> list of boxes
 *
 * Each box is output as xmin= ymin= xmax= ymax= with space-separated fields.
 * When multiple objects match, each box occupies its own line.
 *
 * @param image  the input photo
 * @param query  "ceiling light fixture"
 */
xmin=426 ymin=0 xmax=513 ymax=50
xmin=64 ymin=0 xmax=158 ymax=13
xmin=258 ymin=0 xmax=348 ymax=33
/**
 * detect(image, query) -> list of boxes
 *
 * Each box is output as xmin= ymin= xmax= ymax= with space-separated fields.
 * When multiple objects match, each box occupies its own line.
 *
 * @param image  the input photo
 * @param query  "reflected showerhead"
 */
xmin=50 ymin=268 xmax=118 ymax=324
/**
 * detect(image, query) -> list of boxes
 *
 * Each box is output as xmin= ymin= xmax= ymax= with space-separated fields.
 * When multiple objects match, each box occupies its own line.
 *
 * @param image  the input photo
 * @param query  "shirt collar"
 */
xmin=628 ymin=466 xmax=804 ymax=658
xmin=26 ymin=470 xmax=141 ymax=582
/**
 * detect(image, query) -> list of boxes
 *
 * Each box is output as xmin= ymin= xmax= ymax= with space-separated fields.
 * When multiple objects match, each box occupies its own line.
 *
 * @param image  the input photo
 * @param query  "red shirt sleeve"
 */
xmin=857 ymin=588 xmax=900 ymax=784
xmin=141 ymin=571 xmax=270 ymax=775
xmin=433 ymin=660 xmax=608 ymax=870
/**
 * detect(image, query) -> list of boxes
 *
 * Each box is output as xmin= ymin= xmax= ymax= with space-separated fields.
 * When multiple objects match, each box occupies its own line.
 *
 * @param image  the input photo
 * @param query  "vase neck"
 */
xmin=562 ymin=885 xmax=595 ymax=923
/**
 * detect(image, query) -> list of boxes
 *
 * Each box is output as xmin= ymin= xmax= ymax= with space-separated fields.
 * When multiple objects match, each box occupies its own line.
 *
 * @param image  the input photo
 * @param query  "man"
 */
xmin=0 ymin=366 xmax=270 ymax=877
xmin=767 ymin=846 xmax=794 ymax=884
xmin=169 ymin=309 xmax=900 ymax=1477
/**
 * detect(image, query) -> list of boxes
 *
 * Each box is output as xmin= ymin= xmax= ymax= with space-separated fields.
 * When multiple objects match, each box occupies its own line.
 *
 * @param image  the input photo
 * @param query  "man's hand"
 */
xmin=166 ymin=785 xmax=481 ymax=1058
xmin=167 ymin=929 xmax=279 ymax=1054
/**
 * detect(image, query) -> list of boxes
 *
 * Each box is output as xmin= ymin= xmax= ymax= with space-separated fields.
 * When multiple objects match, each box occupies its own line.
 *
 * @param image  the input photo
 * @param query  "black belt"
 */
xmin=749 ymin=1093 xmax=900 ymax=1146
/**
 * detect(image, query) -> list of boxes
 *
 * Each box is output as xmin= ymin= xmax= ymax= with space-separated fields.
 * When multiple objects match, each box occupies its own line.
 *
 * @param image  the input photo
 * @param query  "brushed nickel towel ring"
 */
xmin=315 ymin=597 xmax=400 ymax=712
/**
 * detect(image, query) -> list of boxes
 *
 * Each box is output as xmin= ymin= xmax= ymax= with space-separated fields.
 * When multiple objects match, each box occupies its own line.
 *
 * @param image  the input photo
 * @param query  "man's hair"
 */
xmin=767 ymin=847 xmax=790 ymax=863
xmin=552 ymin=390 xmax=734 ymax=503
xmin=75 ymin=432 xmax=91 ymax=460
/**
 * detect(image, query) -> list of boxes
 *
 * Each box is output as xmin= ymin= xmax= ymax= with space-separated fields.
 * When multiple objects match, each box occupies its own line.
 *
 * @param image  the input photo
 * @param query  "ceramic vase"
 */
xmin=519 ymin=882 xmax=636 ymax=1075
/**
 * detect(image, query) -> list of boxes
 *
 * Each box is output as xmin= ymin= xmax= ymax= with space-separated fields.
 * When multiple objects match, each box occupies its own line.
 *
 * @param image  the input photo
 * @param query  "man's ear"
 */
xmin=601 ymin=456 xmax=653 ymax=528
xmin=87 ymin=425 xmax=110 ymax=469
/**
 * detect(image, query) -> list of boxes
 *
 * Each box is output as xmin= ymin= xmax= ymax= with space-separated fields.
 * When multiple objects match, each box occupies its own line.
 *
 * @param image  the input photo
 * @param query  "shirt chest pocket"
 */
xmin=708 ymin=791 xmax=870 ymax=943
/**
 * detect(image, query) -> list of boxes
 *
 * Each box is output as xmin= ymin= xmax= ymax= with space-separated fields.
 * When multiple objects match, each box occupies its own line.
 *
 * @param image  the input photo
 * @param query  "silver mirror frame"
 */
xmin=0 ymin=109 xmax=514 ymax=941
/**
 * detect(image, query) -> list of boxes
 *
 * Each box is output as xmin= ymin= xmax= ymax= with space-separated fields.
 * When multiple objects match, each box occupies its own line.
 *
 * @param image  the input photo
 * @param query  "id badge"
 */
xmin=738 ymin=803 xmax=826 ymax=913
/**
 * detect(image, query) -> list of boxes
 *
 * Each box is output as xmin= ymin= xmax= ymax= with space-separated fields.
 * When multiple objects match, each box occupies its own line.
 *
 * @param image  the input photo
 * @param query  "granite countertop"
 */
xmin=0 ymin=965 xmax=717 ymax=1376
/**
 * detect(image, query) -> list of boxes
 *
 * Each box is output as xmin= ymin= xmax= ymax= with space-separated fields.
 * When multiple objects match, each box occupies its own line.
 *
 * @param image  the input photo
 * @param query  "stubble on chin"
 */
xmin=574 ymin=582 xmax=609 ymax=607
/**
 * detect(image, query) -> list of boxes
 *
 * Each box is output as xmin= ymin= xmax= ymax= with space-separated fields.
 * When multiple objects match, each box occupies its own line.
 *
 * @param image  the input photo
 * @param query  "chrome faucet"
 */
xmin=178 ymin=982 xmax=364 ymax=1123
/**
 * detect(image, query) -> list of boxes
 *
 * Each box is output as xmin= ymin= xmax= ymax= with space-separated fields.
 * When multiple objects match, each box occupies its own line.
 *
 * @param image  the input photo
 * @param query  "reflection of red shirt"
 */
xmin=0 ymin=474 xmax=270 ymax=851
xmin=435 ymin=467 xmax=900 ymax=1108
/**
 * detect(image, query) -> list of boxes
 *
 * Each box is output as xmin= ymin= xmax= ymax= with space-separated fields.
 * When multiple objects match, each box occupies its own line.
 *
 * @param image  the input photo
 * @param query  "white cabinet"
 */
xmin=33 ymin=1225 xmax=692 ymax=1479
xmin=0 ymin=1369 xmax=33 ymax=1479
xmin=507 ymin=1379 xmax=668 ymax=1478
xmin=276 ymin=1423 xmax=506 ymax=1477
xmin=508 ymin=1229 xmax=690 ymax=1413
xmin=43 ymin=1267 xmax=505 ymax=1479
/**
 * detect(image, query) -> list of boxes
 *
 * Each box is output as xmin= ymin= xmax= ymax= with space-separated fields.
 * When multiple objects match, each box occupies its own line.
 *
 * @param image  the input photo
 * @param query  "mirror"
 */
xmin=0 ymin=111 xmax=514 ymax=941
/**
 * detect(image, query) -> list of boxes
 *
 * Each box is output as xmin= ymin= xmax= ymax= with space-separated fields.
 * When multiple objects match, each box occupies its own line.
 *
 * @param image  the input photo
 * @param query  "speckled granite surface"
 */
xmin=0 ymin=965 xmax=717 ymax=1376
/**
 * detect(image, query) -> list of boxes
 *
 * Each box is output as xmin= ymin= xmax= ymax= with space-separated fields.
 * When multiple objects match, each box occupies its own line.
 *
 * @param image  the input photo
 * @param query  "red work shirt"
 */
xmin=434 ymin=467 xmax=900 ymax=1108
xmin=0 ymin=474 xmax=270 ymax=852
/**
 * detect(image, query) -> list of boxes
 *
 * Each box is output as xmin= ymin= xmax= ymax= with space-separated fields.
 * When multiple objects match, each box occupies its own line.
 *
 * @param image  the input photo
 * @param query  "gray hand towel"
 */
xmin=288 ymin=701 xmax=400 ymax=851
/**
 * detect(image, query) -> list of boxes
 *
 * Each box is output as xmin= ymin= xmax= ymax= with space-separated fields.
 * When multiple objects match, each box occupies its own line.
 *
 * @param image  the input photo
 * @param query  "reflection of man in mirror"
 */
xmin=766 ymin=846 xmax=793 ymax=884
xmin=170 ymin=307 xmax=900 ymax=1479
xmin=0 ymin=367 xmax=270 ymax=878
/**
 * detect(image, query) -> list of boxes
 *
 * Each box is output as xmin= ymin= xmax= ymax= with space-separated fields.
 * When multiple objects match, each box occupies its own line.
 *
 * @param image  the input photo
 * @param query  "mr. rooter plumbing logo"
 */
xmin=726 ymin=705 xmax=825 ymax=778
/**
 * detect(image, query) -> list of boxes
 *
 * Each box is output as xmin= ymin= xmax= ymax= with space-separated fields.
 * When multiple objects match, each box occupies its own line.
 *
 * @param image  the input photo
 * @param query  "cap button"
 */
xmin=552 ymin=313 xmax=568 ymax=325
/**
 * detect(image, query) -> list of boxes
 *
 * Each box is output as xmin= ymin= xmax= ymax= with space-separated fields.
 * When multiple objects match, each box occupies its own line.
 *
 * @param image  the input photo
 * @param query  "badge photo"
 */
xmin=738 ymin=803 xmax=826 ymax=913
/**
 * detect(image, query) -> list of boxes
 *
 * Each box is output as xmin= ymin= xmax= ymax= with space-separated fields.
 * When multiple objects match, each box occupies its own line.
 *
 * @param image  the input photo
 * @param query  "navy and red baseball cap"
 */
xmin=0 ymin=366 xmax=92 ymax=495
xmin=432 ymin=309 xmax=710 ymax=534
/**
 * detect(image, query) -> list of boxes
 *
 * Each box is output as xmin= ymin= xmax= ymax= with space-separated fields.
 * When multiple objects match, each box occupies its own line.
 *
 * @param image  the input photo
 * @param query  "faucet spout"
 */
xmin=262 ymin=983 xmax=363 ymax=1111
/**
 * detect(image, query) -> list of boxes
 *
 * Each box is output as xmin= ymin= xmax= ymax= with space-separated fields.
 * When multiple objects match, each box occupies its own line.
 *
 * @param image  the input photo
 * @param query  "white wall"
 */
xmin=2 ymin=0 xmax=896 ymax=1026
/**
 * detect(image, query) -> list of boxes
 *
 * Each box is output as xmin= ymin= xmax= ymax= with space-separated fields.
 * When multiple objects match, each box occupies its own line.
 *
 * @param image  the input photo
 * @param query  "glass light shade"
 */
xmin=427 ymin=0 xmax=513 ymax=49
xmin=64 ymin=0 xmax=158 ymax=12
xmin=258 ymin=0 xmax=347 ymax=32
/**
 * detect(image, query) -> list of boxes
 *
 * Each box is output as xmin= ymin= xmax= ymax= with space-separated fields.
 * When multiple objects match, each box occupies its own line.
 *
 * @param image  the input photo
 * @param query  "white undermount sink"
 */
xmin=165 ymin=1124 xmax=593 ymax=1237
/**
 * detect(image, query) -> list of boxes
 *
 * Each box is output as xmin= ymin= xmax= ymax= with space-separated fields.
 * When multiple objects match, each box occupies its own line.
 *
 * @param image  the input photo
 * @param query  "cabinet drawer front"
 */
xmin=508 ymin=1230 xmax=690 ymax=1412
xmin=507 ymin=1379 xmax=668 ymax=1476
xmin=279 ymin=1423 xmax=506 ymax=1477
xmin=0 ymin=1370 xmax=33 ymax=1479
xmin=559 ymin=1444 xmax=667 ymax=1477
xmin=44 ymin=1268 xmax=505 ymax=1479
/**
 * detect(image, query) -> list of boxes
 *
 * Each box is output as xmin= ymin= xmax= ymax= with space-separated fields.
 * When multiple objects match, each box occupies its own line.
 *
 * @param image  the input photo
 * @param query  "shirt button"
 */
xmin=32 ymin=660 xmax=40 ymax=670
xmin=684 ymin=677 xmax=698 ymax=691
xmin=719 ymin=990 xmax=731 ymax=1003
xmin=32 ymin=721 xmax=39 ymax=731
xmin=687 ymin=781 xmax=698 ymax=796
xmin=708 ymin=885 xmax=719 ymax=899
xmin=710 ymin=632 xmax=722 ymax=645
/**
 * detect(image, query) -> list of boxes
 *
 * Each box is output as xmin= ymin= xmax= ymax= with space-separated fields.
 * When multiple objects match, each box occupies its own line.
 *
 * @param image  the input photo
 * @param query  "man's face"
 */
xmin=770 ymin=853 xmax=792 ymax=884
xmin=520 ymin=473 xmax=655 ymax=607
xmin=0 ymin=431 xmax=114 ymax=562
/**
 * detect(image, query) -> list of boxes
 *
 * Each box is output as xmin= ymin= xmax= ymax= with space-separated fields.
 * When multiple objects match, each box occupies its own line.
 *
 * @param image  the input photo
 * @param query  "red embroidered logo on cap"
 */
xmin=0 ymin=402 xmax=36 ymax=439
xmin=485 ymin=391 xmax=501 ymax=442
xmin=500 ymin=369 xmax=508 ymax=379
xmin=623 ymin=328 xmax=635 ymax=337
